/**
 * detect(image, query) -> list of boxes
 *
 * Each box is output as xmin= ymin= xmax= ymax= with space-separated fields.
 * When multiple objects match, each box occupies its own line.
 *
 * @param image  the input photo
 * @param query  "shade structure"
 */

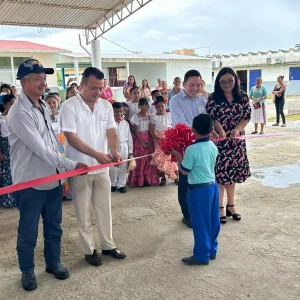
xmin=0 ymin=0 xmax=152 ymax=43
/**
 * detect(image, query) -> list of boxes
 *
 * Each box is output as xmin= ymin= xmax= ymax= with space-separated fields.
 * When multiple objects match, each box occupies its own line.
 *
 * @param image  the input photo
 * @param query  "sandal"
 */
xmin=160 ymin=179 xmax=167 ymax=186
xmin=251 ymin=131 xmax=258 ymax=134
xmin=226 ymin=204 xmax=241 ymax=221
xmin=220 ymin=207 xmax=227 ymax=224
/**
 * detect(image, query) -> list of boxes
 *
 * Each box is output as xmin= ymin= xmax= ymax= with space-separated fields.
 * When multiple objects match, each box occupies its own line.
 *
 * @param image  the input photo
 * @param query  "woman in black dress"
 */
xmin=206 ymin=67 xmax=251 ymax=224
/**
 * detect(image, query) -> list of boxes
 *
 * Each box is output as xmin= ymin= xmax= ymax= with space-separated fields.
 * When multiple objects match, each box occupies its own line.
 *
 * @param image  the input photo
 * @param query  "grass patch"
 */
xmin=268 ymin=114 xmax=300 ymax=122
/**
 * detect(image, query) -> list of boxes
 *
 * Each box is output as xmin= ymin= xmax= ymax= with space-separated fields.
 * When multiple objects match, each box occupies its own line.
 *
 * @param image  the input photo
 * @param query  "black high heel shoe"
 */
xmin=226 ymin=204 xmax=241 ymax=221
xmin=220 ymin=207 xmax=227 ymax=224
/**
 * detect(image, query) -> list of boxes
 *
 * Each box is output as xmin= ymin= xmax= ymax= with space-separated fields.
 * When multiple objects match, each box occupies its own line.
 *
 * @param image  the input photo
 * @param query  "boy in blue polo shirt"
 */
xmin=171 ymin=114 xmax=220 ymax=265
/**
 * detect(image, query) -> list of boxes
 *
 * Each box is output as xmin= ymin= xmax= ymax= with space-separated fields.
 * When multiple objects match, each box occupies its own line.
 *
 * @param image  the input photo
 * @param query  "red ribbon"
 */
xmin=211 ymin=132 xmax=300 ymax=143
xmin=0 ymin=155 xmax=149 ymax=196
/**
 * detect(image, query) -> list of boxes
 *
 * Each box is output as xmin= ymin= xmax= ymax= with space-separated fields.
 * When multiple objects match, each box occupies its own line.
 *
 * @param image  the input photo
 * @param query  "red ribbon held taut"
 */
xmin=0 ymin=156 xmax=148 ymax=196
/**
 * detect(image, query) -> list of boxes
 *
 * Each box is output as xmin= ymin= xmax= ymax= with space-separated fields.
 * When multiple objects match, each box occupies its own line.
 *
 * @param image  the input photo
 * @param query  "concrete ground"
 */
xmin=1 ymin=126 xmax=300 ymax=300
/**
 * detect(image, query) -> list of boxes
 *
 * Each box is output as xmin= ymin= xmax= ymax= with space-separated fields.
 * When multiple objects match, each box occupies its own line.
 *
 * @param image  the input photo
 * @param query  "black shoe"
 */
xmin=46 ymin=263 xmax=69 ymax=280
xmin=226 ymin=204 xmax=241 ymax=221
xmin=85 ymin=250 xmax=103 ymax=266
xmin=118 ymin=187 xmax=127 ymax=193
xmin=102 ymin=248 xmax=127 ymax=259
xmin=220 ymin=206 xmax=227 ymax=224
xmin=21 ymin=271 xmax=37 ymax=291
xmin=182 ymin=217 xmax=192 ymax=228
xmin=210 ymin=256 xmax=216 ymax=260
xmin=182 ymin=256 xmax=209 ymax=266
xmin=111 ymin=186 xmax=117 ymax=192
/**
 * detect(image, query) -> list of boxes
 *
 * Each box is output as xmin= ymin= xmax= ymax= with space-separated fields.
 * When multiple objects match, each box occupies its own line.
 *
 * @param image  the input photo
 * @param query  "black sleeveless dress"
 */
xmin=274 ymin=84 xmax=285 ymax=101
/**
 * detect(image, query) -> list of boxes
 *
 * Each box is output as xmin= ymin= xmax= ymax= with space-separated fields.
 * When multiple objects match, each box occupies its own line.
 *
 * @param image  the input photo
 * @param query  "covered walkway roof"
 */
xmin=0 ymin=0 xmax=152 ymax=43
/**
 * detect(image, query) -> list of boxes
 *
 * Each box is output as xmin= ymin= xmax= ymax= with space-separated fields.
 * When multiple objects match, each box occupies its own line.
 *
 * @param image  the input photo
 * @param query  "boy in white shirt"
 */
xmin=110 ymin=102 xmax=133 ymax=193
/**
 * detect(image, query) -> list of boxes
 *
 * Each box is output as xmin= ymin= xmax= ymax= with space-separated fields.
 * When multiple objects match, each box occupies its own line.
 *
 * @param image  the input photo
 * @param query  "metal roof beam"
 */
xmin=86 ymin=0 xmax=152 ymax=44
xmin=3 ymin=0 xmax=110 ymax=12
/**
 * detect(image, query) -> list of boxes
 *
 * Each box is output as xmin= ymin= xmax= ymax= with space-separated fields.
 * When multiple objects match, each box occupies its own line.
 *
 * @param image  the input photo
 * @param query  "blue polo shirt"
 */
xmin=181 ymin=137 xmax=219 ymax=184
xmin=169 ymin=90 xmax=207 ymax=127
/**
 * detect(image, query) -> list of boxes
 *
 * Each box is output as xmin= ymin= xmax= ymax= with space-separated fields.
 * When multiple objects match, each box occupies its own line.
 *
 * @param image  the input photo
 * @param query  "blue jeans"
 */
xmin=188 ymin=183 xmax=220 ymax=263
xmin=275 ymin=98 xmax=286 ymax=124
xmin=16 ymin=186 xmax=63 ymax=272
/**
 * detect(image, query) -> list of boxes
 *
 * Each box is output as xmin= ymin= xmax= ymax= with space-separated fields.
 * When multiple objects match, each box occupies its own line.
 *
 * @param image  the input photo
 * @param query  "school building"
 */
xmin=56 ymin=52 xmax=212 ymax=101
xmin=211 ymin=48 xmax=300 ymax=94
xmin=0 ymin=40 xmax=70 ymax=89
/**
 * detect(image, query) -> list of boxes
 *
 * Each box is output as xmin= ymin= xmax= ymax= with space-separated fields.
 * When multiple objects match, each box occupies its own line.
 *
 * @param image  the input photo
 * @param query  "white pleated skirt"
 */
xmin=251 ymin=103 xmax=267 ymax=124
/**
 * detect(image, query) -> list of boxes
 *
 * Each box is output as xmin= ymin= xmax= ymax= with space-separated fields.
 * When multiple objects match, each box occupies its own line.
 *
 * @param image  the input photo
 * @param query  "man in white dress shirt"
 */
xmin=8 ymin=59 xmax=87 ymax=291
xmin=60 ymin=67 xmax=126 ymax=266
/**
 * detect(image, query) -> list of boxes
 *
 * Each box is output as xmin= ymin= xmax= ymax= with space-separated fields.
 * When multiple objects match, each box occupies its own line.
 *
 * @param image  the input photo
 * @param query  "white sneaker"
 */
xmin=281 ymin=124 xmax=286 ymax=127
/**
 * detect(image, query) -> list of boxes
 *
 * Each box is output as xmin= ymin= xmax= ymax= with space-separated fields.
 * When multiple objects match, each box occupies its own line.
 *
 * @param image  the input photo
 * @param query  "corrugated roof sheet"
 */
xmin=0 ymin=0 xmax=134 ymax=29
xmin=210 ymin=48 xmax=300 ymax=58
xmin=59 ymin=52 xmax=210 ymax=60
xmin=0 ymin=40 xmax=69 ymax=53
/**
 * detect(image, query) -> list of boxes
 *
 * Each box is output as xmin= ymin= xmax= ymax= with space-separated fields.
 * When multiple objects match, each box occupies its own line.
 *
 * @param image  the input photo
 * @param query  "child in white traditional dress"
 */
xmin=149 ymin=96 xmax=178 ymax=186
xmin=109 ymin=102 xmax=133 ymax=193
xmin=128 ymin=98 xmax=160 ymax=187
xmin=127 ymin=86 xmax=142 ymax=121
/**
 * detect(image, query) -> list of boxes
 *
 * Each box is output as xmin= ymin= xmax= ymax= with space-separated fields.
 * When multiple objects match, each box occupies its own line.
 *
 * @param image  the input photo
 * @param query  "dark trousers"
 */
xmin=178 ymin=173 xmax=190 ymax=220
xmin=188 ymin=183 xmax=220 ymax=262
xmin=16 ymin=185 xmax=63 ymax=272
xmin=275 ymin=99 xmax=286 ymax=124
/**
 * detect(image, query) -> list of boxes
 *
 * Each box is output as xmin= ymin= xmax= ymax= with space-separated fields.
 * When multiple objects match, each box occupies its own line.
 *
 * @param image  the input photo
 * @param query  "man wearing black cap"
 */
xmin=7 ymin=59 xmax=87 ymax=291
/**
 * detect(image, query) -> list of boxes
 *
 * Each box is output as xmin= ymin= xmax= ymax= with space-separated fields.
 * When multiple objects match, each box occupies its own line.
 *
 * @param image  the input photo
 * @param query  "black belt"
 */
xmin=189 ymin=181 xmax=215 ymax=189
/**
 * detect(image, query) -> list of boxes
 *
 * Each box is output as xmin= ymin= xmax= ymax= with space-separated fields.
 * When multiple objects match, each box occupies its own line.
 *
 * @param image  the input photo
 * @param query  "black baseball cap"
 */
xmin=17 ymin=59 xmax=54 ymax=80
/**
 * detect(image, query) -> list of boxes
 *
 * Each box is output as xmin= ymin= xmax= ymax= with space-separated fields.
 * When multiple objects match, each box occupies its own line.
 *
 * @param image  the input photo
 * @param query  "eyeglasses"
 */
xmin=219 ymin=79 xmax=234 ymax=86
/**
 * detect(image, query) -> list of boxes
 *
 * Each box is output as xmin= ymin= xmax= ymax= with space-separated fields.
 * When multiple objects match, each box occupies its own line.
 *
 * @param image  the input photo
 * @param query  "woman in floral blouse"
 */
xmin=206 ymin=67 xmax=251 ymax=224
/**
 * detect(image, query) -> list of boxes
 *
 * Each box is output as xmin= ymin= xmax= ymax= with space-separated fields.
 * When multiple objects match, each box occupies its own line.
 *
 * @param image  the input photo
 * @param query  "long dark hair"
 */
xmin=142 ymin=79 xmax=150 ymax=90
xmin=128 ymin=75 xmax=136 ymax=86
xmin=212 ymin=67 xmax=242 ymax=105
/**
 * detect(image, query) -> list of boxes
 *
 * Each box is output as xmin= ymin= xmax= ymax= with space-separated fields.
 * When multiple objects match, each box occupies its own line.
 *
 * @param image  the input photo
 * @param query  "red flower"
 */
xmin=160 ymin=124 xmax=196 ymax=161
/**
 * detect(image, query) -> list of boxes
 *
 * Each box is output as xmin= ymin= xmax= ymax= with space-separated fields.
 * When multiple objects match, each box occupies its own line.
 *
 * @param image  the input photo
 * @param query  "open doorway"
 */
xmin=236 ymin=70 xmax=248 ymax=92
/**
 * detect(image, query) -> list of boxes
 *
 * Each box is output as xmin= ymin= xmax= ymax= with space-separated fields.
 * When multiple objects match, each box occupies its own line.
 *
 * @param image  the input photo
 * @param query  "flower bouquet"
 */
xmin=160 ymin=123 xmax=196 ymax=161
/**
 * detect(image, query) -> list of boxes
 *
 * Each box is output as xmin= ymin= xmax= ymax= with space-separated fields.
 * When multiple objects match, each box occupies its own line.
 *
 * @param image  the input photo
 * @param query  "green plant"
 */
xmin=56 ymin=71 xmax=62 ymax=87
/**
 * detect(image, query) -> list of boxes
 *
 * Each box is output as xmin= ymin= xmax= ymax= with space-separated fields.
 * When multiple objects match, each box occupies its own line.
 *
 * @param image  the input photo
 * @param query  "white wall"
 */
xmin=212 ymin=49 xmax=300 ymax=70
xmin=0 ymin=52 xmax=58 ymax=88
xmin=102 ymin=59 xmax=212 ymax=90
xmin=112 ymin=87 xmax=126 ymax=102
xmin=166 ymin=59 xmax=212 ymax=91
xmin=129 ymin=62 xmax=167 ymax=87
xmin=261 ymin=66 xmax=288 ymax=81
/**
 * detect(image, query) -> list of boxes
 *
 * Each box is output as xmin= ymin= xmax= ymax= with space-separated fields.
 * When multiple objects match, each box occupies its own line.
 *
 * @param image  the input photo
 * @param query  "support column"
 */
xmin=91 ymin=39 xmax=102 ymax=70
xmin=10 ymin=56 xmax=15 ymax=86
xmin=61 ymin=68 xmax=66 ymax=89
xmin=126 ymin=61 xmax=130 ymax=78
xmin=74 ymin=58 xmax=80 ymax=84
